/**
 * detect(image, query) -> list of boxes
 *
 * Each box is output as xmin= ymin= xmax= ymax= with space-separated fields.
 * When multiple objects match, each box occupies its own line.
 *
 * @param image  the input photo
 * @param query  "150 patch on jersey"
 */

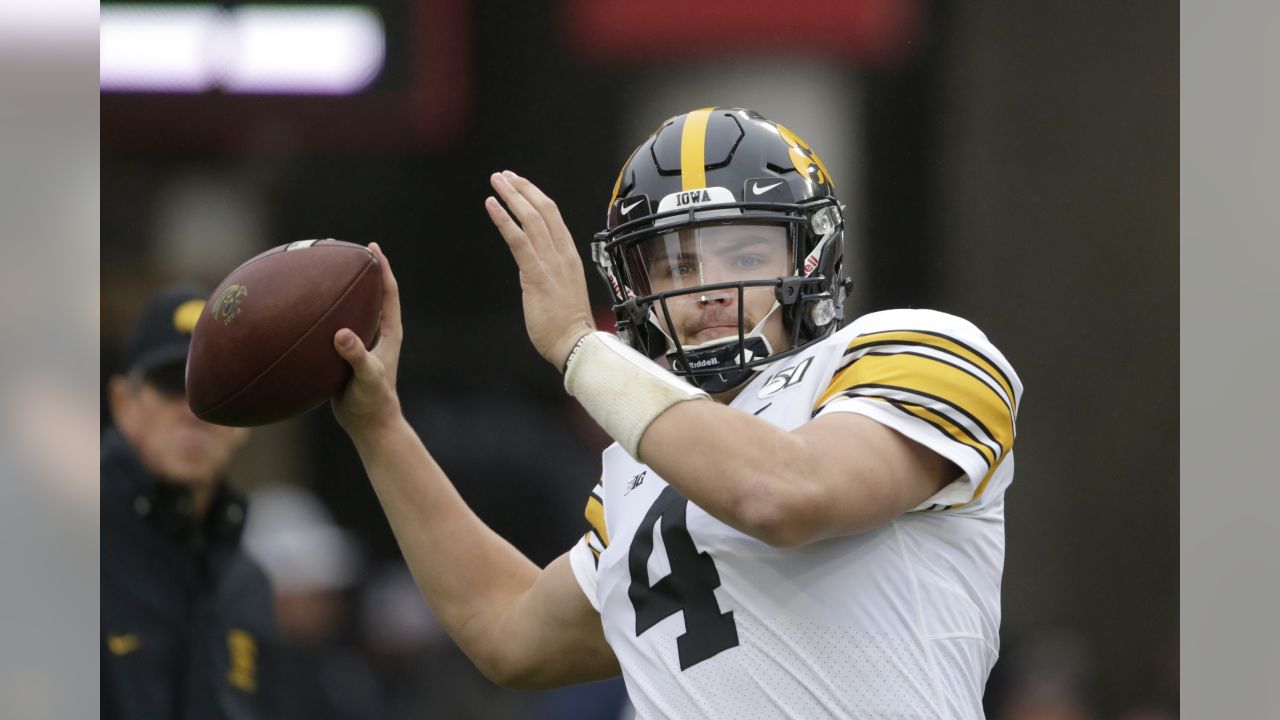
xmin=758 ymin=356 xmax=813 ymax=399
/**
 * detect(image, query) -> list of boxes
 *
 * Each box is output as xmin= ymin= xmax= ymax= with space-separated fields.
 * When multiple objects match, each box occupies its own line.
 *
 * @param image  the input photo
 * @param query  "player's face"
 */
xmin=110 ymin=366 xmax=249 ymax=485
xmin=633 ymin=224 xmax=792 ymax=349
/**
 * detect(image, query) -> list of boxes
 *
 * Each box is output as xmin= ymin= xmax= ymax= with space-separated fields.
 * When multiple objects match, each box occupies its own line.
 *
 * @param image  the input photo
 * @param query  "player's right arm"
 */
xmin=331 ymin=244 xmax=619 ymax=689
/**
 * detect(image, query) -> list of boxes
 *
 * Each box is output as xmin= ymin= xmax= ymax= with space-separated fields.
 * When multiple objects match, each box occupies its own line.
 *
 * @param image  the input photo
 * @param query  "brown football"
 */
xmin=186 ymin=239 xmax=382 ymax=426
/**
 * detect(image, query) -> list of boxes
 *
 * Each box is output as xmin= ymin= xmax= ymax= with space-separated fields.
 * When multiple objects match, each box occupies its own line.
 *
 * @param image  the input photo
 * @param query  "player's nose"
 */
xmin=697 ymin=290 xmax=734 ymax=306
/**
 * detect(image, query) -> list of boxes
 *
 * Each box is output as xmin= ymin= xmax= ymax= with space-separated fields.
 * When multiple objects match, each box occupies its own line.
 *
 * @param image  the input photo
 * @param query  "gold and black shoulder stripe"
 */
xmin=582 ymin=482 xmax=609 ymax=566
xmin=826 ymin=329 xmax=1018 ymax=414
xmin=814 ymin=329 xmax=1018 ymax=504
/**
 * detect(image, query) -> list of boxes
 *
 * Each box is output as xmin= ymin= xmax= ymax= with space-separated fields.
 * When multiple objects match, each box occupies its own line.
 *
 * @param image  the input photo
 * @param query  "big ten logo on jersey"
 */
xmin=624 ymin=469 xmax=647 ymax=496
xmin=758 ymin=356 xmax=814 ymax=399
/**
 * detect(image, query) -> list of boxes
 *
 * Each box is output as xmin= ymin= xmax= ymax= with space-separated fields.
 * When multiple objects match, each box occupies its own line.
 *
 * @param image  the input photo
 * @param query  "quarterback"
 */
xmin=332 ymin=108 xmax=1021 ymax=718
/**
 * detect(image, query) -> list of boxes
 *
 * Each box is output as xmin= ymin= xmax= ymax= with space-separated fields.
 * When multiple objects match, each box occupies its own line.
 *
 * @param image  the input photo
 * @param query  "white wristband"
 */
xmin=563 ymin=332 xmax=709 ymax=457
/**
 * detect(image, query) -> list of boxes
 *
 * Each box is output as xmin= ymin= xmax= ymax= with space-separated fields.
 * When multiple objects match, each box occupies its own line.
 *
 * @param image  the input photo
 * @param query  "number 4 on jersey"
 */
xmin=627 ymin=486 xmax=740 ymax=670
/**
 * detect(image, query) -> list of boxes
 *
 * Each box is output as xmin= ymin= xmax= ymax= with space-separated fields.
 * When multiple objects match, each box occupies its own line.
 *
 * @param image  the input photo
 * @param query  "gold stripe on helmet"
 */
xmin=679 ymin=107 xmax=716 ymax=190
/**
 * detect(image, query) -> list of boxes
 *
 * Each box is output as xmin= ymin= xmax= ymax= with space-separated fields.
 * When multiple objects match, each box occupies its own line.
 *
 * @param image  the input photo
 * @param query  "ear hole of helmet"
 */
xmin=780 ymin=222 xmax=846 ymax=343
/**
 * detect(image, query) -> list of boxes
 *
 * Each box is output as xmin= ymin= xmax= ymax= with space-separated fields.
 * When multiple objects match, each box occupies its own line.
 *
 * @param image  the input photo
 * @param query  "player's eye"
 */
xmin=731 ymin=254 xmax=766 ymax=270
xmin=653 ymin=257 xmax=697 ymax=279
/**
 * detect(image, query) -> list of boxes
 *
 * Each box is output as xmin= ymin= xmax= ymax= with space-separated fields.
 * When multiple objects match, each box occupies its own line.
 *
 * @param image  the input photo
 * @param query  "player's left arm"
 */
xmin=486 ymin=170 xmax=956 ymax=548
xmin=637 ymin=402 xmax=957 ymax=547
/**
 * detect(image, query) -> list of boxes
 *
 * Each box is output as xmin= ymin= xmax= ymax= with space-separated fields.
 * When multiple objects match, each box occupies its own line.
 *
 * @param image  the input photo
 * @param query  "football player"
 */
xmin=333 ymin=107 xmax=1021 ymax=718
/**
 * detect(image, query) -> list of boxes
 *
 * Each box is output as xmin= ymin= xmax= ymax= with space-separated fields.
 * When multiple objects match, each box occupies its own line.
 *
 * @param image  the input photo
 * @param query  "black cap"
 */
xmin=121 ymin=285 xmax=208 ymax=393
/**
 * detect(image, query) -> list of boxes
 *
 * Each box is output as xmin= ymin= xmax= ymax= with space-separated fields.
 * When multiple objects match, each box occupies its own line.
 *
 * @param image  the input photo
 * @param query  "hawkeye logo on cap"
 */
xmin=172 ymin=299 xmax=205 ymax=335
xmin=227 ymin=629 xmax=258 ymax=693
xmin=212 ymin=285 xmax=248 ymax=326
xmin=106 ymin=633 xmax=142 ymax=656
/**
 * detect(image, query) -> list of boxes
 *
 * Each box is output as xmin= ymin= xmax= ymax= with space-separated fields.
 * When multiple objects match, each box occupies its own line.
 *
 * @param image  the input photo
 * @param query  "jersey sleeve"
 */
xmin=567 ymin=481 xmax=609 ymax=612
xmin=812 ymin=311 xmax=1023 ymax=511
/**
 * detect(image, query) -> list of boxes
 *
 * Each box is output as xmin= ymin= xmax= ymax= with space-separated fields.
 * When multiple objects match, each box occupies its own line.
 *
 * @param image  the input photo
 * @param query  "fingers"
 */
xmin=507 ymin=174 xmax=565 ymax=230
xmin=490 ymin=170 xmax=581 ymax=266
xmin=485 ymin=195 xmax=545 ymax=274
xmin=367 ymin=242 xmax=402 ymax=344
xmin=334 ymin=329 xmax=379 ymax=379
xmin=331 ymin=327 xmax=401 ymax=433
xmin=490 ymin=172 xmax=551 ymax=245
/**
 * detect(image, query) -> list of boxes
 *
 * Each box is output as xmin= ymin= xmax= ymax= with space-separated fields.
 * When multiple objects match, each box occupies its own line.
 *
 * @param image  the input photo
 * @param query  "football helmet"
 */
xmin=592 ymin=107 xmax=851 ymax=393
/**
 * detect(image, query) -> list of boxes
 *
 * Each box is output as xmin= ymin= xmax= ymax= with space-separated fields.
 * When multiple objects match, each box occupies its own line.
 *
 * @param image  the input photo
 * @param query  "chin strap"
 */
xmin=563 ymin=332 xmax=710 ymax=458
xmin=651 ymin=300 xmax=782 ymax=392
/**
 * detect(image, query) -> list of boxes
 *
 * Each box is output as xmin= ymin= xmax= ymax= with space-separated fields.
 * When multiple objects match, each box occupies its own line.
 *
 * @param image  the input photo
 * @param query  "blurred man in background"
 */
xmin=101 ymin=286 xmax=278 ymax=720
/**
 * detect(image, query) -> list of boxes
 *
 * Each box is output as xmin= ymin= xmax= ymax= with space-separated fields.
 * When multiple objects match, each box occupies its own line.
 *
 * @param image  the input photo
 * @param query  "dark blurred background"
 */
xmin=101 ymin=1 xmax=1177 ymax=718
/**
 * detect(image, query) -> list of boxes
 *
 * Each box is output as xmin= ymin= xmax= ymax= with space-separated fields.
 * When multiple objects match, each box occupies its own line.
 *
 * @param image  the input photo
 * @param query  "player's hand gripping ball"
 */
xmin=186 ymin=239 xmax=383 ymax=426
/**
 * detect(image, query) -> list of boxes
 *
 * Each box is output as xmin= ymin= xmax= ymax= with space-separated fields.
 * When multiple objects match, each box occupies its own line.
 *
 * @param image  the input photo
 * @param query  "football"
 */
xmin=186 ymin=239 xmax=382 ymax=426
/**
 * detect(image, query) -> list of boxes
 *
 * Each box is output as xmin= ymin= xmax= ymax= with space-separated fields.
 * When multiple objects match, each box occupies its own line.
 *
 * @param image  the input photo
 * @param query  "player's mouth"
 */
xmin=686 ymin=323 xmax=743 ymax=346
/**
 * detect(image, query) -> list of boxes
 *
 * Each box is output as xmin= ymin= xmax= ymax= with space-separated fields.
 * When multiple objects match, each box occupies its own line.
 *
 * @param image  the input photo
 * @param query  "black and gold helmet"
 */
xmin=593 ymin=107 xmax=850 ymax=393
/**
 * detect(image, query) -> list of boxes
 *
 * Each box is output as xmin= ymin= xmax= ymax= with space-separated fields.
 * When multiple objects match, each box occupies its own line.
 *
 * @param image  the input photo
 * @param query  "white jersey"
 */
xmin=568 ymin=309 xmax=1023 ymax=719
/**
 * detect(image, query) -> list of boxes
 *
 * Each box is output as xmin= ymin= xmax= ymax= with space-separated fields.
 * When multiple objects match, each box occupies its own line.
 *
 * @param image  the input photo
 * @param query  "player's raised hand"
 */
xmin=332 ymin=242 xmax=404 ymax=435
xmin=485 ymin=171 xmax=595 ymax=368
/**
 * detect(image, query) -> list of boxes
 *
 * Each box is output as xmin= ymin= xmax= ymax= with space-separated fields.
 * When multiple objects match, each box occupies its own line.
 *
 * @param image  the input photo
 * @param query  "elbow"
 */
xmin=485 ymin=670 xmax=539 ymax=692
xmin=746 ymin=515 xmax=815 ymax=550
xmin=478 ymin=641 xmax=576 ymax=691
xmin=471 ymin=650 xmax=513 ymax=688
xmin=749 ymin=524 xmax=809 ymax=550
xmin=735 ymin=477 xmax=822 ymax=549
xmin=477 ymin=652 xmax=544 ymax=691
xmin=476 ymin=657 xmax=515 ymax=689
